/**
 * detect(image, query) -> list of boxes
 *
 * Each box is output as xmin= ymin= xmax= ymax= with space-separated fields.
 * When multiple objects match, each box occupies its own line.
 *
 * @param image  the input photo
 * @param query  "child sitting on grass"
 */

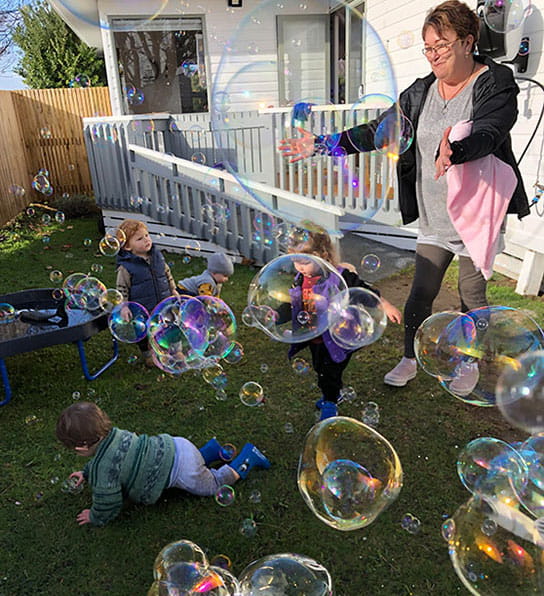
xmin=288 ymin=222 xmax=402 ymax=420
xmin=116 ymin=219 xmax=178 ymax=366
xmin=56 ymin=402 xmax=270 ymax=527
xmin=177 ymin=252 xmax=234 ymax=297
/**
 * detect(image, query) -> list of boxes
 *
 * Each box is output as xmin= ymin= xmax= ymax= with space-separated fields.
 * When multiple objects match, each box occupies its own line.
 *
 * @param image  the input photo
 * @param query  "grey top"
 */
xmin=415 ymin=70 xmax=486 ymax=241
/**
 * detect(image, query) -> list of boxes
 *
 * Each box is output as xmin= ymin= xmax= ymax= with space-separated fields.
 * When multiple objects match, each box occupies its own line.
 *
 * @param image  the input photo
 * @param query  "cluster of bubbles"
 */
xmin=126 ymin=294 xmax=239 ymax=376
xmin=298 ymin=416 xmax=403 ymax=531
xmin=414 ymin=307 xmax=544 ymax=406
xmin=32 ymin=169 xmax=53 ymax=196
xmin=149 ymin=539 xmax=333 ymax=595
xmin=361 ymin=401 xmax=380 ymax=427
xmin=443 ymin=433 xmax=544 ymax=595
xmin=244 ymin=253 xmax=387 ymax=351
xmin=401 ymin=512 xmax=421 ymax=534
xmin=125 ymin=85 xmax=145 ymax=106
xmin=68 ymin=73 xmax=91 ymax=88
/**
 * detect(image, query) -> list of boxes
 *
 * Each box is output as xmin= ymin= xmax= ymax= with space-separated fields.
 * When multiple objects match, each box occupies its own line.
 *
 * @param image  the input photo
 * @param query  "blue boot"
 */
xmin=319 ymin=401 xmax=338 ymax=421
xmin=315 ymin=397 xmax=326 ymax=410
xmin=199 ymin=438 xmax=222 ymax=465
xmin=229 ymin=443 xmax=271 ymax=479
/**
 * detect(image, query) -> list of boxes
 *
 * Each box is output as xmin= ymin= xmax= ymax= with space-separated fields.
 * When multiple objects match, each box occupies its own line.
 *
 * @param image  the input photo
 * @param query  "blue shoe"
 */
xmin=319 ymin=401 xmax=338 ymax=421
xmin=315 ymin=398 xmax=326 ymax=410
xmin=199 ymin=438 xmax=222 ymax=465
xmin=230 ymin=443 xmax=271 ymax=479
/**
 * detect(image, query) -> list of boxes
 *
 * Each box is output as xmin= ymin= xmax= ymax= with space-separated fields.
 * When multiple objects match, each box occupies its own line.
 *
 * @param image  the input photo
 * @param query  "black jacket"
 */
xmin=332 ymin=55 xmax=529 ymax=225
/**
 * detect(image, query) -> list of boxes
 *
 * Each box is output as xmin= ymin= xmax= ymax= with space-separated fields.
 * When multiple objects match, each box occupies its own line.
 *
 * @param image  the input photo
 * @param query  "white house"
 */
xmin=50 ymin=0 xmax=544 ymax=294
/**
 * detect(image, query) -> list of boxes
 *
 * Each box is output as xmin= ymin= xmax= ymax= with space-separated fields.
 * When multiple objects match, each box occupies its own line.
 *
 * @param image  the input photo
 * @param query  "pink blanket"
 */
xmin=446 ymin=120 xmax=517 ymax=280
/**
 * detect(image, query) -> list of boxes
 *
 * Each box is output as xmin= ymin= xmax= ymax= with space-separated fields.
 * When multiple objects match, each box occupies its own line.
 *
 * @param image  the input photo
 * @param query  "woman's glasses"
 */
xmin=422 ymin=39 xmax=458 ymax=57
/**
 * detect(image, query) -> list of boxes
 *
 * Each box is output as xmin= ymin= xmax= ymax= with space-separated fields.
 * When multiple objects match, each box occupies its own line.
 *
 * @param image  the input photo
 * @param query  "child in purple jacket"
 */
xmin=288 ymin=223 xmax=401 ymax=420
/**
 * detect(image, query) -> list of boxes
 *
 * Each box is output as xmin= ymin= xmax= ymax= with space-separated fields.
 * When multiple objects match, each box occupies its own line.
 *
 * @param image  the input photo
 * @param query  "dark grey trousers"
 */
xmin=403 ymin=243 xmax=488 ymax=358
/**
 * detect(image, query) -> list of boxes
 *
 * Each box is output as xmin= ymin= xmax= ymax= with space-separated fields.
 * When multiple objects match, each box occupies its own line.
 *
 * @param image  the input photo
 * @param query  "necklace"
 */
xmin=438 ymin=62 xmax=476 ymax=112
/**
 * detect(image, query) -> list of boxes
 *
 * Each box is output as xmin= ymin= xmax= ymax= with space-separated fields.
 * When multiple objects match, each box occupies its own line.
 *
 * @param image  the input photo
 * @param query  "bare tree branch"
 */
xmin=0 ymin=1 xmax=30 ymax=72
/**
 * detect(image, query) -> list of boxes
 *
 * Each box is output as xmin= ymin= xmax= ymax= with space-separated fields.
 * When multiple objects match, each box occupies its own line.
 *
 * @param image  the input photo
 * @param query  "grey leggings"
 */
xmin=404 ymin=243 xmax=488 ymax=358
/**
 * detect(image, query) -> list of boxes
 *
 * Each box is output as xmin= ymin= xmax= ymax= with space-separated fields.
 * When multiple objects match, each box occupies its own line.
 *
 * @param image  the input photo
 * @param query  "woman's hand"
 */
xmin=434 ymin=126 xmax=452 ymax=180
xmin=278 ymin=127 xmax=315 ymax=163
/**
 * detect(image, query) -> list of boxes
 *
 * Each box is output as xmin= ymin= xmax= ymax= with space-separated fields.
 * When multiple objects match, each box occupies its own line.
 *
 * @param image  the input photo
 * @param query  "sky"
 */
xmin=0 ymin=71 xmax=27 ymax=90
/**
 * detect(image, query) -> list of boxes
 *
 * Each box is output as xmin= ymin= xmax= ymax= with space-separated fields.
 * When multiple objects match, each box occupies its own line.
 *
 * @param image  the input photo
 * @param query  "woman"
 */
xmin=279 ymin=0 xmax=529 ymax=392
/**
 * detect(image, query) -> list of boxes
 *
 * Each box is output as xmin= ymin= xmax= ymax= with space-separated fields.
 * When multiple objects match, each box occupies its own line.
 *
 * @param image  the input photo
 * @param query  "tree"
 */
xmin=12 ymin=1 xmax=107 ymax=89
xmin=0 ymin=1 xmax=27 ymax=72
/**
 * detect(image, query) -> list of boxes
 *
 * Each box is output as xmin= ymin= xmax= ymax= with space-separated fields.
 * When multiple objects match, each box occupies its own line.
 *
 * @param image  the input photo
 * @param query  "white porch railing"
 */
xmin=83 ymin=115 xmax=344 ymax=264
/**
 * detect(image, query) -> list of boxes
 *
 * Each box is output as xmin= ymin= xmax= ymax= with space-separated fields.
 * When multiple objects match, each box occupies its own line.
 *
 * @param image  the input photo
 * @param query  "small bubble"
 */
xmin=260 ymin=363 xmax=269 ymax=373
xmin=72 ymin=391 xmax=81 ymax=400
xmin=284 ymin=422 xmax=294 ymax=434
xmin=240 ymin=518 xmax=257 ymax=537
xmin=248 ymin=490 xmax=262 ymax=504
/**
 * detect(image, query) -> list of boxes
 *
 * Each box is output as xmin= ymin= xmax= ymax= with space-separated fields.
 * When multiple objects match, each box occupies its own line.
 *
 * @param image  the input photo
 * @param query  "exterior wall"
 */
xmin=97 ymin=0 xmax=329 ymax=115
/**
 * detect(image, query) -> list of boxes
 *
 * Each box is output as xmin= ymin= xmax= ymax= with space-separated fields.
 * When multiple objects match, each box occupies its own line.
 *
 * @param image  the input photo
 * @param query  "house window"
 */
xmin=277 ymin=15 xmax=329 ymax=107
xmin=331 ymin=2 xmax=365 ymax=104
xmin=111 ymin=18 xmax=208 ymax=115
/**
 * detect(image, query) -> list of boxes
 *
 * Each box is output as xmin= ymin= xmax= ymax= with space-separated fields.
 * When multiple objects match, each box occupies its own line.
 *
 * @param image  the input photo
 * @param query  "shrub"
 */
xmin=52 ymin=193 xmax=101 ymax=218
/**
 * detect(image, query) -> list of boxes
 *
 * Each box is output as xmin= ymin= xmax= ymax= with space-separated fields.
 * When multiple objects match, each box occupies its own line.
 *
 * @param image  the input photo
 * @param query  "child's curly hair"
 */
xmin=288 ymin=220 xmax=338 ymax=266
xmin=116 ymin=219 xmax=148 ymax=247
xmin=56 ymin=402 xmax=112 ymax=449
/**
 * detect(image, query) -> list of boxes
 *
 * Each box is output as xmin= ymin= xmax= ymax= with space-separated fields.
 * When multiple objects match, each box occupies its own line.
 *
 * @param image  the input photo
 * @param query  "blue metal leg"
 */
xmin=76 ymin=338 xmax=119 ymax=381
xmin=0 ymin=358 xmax=12 ymax=406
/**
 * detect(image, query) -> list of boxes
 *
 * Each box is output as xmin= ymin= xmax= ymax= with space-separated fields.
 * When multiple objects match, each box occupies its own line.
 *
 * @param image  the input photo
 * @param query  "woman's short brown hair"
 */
xmin=56 ymin=402 xmax=112 ymax=448
xmin=422 ymin=1 xmax=480 ymax=52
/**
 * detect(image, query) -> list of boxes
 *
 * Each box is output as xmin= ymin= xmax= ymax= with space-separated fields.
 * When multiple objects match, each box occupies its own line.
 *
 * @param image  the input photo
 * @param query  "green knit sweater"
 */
xmin=83 ymin=427 xmax=175 ymax=526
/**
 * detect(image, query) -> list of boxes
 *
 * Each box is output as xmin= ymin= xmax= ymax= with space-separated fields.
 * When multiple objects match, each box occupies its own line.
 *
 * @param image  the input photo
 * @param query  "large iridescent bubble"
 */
xmin=496 ymin=351 xmax=544 ymax=434
xmin=298 ymin=416 xmax=402 ymax=531
xmin=238 ymin=553 xmax=332 ymax=595
xmin=151 ymin=539 xmax=239 ymax=594
xmin=514 ymin=434 xmax=544 ymax=519
xmin=246 ymin=254 xmax=347 ymax=343
xmin=327 ymin=286 xmax=386 ymax=349
xmin=415 ymin=307 xmax=544 ymax=406
xmin=71 ymin=276 xmax=107 ymax=311
xmin=108 ymin=302 xmax=149 ymax=343
xmin=456 ymin=437 xmax=529 ymax=503
xmin=211 ymin=0 xmax=400 ymax=230
xmin=445 ymin=495 xmax=544 ymax=596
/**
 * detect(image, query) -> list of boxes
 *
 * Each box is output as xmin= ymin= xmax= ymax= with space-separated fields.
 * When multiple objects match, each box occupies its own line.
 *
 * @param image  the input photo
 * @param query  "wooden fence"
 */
xmin=0 ymin=87 xmax=111 ymax=227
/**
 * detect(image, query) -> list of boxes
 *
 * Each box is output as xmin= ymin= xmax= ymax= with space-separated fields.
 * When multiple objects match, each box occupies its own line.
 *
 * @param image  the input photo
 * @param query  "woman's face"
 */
xmin=423 ymin=26 xmax=473 ymax=81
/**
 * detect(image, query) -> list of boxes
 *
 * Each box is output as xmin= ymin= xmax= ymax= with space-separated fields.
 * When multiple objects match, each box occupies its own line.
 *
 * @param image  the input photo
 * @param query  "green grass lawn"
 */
xmin=0 ymin=213 xmax=543 ymax=595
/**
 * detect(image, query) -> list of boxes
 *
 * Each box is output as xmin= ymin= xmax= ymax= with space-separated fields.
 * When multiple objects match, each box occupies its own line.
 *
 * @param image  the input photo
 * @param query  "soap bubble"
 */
xmin=99 ymin=289 xmax=124 ymax=313
xmin=83 ymin=238 xmax=93 ymax=248
xmin=482 ymin=0 xmax=532 ymax=34
xmin=496 ymin=351 xmax=544 ymax=434
xmin=26 ymin=207 xmax=35 ymax=216
xmin=416 ymin=307 xmax=544 ymax=406
xmin=9 ymin=184 xmax=25 ymax=197
xmin=219 ymin=443 xmax=237 ymax=462
xmin=108 ymin=302 xmax=149 ymax=343
xmin=222 ymin=341 xmax=244 ymax=364
xmin=512 ymin=434 xmax=544 ymax=518
xmin=239 ymin=518 xmax=257 ymax=538
xmin=401 ymin=513 xmax=421 ymax=534
xmin=446 ymin=495 xmax=544 ymax=596
xmin=54 ymin=211 xmax=65 ymax=223
xmin=42 ymin=235 xmax=50 ymax=244
xmin=328 ymin=287 xmax=387 ymax=349
xmin=62 ymin=272 xmax=87 ymax=298
xmin=98 ymin=234 xmax=121 ymax=257
xmin=214 ymin=484 xmax=235 ymax=507
xmin=260 ymin=363 xmax=269 ymax=373
xmin=248 ymin=489 xmax=262 ymax=504
xmin=49 ymin=270 xmax=63 ymax=284
xmin=360 ymin=253 xmax=381 ymax=273
xmin=32 ymin=172 xmax=51 ymax=194
xmin=0 ymin=303 xmax=16 ymax=324
xmin=60 ymin=476 xmax=84 ymax=494
xmin=73 ymin=276 xmax=107 ymax=311
xmin=374 ymin=111 xmax=414 ymax=159
xmin=339 ymin=386 xmax=357 ymax=403
xmin=210 ymin=555 xmax=232 ymax=571
xmin=298 ymin=416 xmax=403 ymax=530
xmin=153 ymin=539 xmax=207 ymax=582
xmin=90 ymin=263 xmax=103 ymax=274
xmin=238 ymin=553 xmax=332 ymax=595
xmin=291 ymin=357 xmax=310 ymax=374
xmin=41 ymin=213 xmax=51 ymax=225
xmin=247 ymin=254 xmax=347 ymax=343
xmin=456 ymin=437 xmax=528 ymax=502
xmin=202 ymin=363 xmax=224 ymax=384
xmin=239 ymin=381 xmax=264 ymax=406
